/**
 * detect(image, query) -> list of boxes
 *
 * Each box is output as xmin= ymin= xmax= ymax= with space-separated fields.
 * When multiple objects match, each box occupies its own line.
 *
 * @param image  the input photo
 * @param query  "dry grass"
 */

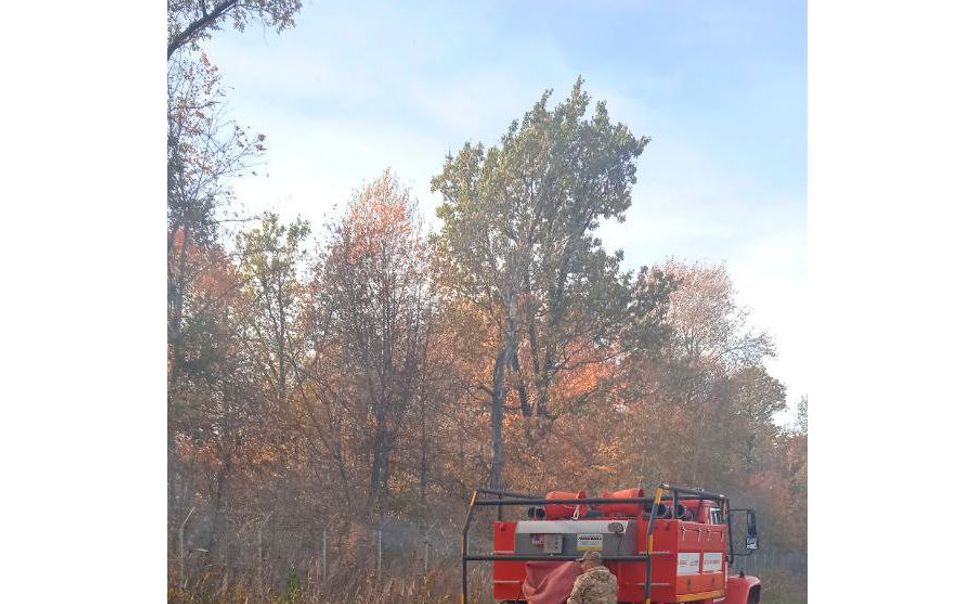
xmin=169 ymin=561 xmax=495 ymax=604
xmin=756 ymin=568 xmax=807 ymax=604
xmin=170 ymin=562 xmax=806 ymax=604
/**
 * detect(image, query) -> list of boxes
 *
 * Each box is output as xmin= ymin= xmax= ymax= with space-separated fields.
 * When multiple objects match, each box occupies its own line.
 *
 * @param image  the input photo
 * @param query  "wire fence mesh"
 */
xmin=732 ymin=546 xmax=807 ymax=576
xmin=174 ymin=511 xmax=477 ymax=600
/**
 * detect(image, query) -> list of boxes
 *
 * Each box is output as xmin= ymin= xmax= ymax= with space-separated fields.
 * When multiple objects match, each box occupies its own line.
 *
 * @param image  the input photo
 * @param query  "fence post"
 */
xmin=377 ymin=519 xmax=391 ymax=581
xmin=322 ymin=523 xmax=328 ymax=584
xmin=258 ymin=512 xmax=273 ymax=599
xmin=179 ymin=506 xmax=195 ymax=588
xmin=422 ymin=522 xmax=437 ymax=575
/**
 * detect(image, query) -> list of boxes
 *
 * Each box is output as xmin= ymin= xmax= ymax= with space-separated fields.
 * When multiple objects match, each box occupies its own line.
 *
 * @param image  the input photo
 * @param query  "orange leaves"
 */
xmin=339 ymin=169 xmax=419 ymax=265
xmin=559 ymin=354 xmax=613 ymax=402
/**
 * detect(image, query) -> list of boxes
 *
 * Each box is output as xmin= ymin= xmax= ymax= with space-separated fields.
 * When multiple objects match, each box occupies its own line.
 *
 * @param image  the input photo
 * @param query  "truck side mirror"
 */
xmin=729 ymin=508 xmax=759 ymax=556
xmin=745 ymin=509 xmax=759 ymax=551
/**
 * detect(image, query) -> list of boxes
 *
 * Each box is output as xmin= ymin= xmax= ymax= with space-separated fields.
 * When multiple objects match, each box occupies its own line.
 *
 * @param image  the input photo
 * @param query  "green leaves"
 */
xmin=433 ymin=77 xmax=648 ymax=309
xmin=236 ymin=212 xmax=310 ymax=286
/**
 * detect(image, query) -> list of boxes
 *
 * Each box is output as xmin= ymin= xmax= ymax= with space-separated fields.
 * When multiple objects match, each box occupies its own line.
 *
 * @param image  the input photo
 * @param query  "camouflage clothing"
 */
xmin=567 ymin=565 xmax=618 ymax=604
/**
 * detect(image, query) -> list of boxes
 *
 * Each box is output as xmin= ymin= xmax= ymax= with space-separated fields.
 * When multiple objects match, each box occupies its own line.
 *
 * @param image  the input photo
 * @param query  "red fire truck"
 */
xmin=461 ymin=483 xmax=761 ymax=604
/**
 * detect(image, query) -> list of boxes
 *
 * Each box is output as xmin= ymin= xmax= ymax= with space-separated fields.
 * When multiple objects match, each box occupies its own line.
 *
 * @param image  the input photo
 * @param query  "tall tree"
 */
xmin=431 ymin=79 xmax=649 ymax=488
xmin=167 ymin=52 xmax=267 ymax=543
xmin=314 ymin=170 xmax=437 ymax=516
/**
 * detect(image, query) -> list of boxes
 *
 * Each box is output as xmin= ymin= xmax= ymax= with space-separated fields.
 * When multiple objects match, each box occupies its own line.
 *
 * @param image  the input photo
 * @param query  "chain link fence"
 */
xmin=732 ymin=546 xmax=806 ymax=576
xmin=173 ymin=510 xmax=486 ymax=600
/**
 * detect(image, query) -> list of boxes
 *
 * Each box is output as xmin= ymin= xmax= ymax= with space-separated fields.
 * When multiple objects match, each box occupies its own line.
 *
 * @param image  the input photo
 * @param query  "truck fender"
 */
xmin=720 ymin=573 xmax=761 ymax=604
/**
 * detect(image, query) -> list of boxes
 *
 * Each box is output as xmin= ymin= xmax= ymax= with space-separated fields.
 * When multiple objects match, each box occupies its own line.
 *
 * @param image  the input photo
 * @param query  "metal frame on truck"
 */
xmin=461 ymin=482 xmax=746 ymax=604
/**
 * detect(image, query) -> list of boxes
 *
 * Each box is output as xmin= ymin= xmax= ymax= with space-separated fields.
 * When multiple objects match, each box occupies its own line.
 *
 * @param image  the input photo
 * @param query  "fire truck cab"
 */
xmin=461 ymin=483 xmax=761 ymax=604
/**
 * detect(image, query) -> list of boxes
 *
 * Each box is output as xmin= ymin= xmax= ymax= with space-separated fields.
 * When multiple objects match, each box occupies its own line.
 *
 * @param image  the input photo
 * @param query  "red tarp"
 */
xmin=522 ymin=561 xmax=582 ymax=604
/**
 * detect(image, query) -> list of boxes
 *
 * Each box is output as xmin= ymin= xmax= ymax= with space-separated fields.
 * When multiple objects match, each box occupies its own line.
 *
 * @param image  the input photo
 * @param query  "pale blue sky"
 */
xmin=204 ymin=0 xmax=807 ymax=420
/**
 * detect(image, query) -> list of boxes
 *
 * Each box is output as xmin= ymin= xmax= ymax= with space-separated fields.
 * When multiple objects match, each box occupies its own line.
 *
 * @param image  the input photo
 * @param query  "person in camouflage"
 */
xmin=567 ymin=551 xmax=619 ymax=604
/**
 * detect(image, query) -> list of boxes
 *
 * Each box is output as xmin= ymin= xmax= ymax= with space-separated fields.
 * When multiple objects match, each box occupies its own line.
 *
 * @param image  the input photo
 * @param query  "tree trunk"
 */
xmin=488 ymin=326 xmax=515 ymax=490
xmin=419 ymin=397 xmax=428 ymax=508
xmin=537 ymin=350 xmax=555 ymax=418
xmin=369 ymin=407 xmax=390 ymax=516
xmin=510 ymin=352 xmax=533 ymax=417
xmin=206 ymin=454 xmax=232 ymax=558
xmin=167 ymin=0 xmax=238 ymax=59
xmin=167 ymin=223 xmax=191 ymax=552
xmin=276 ymin=284 xmax=288 ymax=407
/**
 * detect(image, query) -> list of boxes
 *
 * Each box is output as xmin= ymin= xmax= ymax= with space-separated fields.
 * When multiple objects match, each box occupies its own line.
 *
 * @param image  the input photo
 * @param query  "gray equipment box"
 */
xmin=514 ymin=519 xmax=638 ymax=557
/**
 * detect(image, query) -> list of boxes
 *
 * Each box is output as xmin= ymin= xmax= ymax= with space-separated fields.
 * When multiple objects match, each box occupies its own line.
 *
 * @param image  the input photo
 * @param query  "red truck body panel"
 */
xmin=492 ymin=497 xmax=757 ymax=604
